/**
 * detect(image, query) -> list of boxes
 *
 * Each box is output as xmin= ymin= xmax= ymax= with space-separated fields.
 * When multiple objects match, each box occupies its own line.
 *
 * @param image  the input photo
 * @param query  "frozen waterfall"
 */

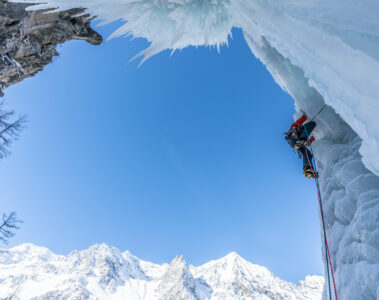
xmin=10 ymin=0 xmax=379 ymax=299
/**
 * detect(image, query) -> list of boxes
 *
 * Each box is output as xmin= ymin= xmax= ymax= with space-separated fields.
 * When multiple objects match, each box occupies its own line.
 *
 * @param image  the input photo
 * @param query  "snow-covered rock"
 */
xmin=0 ymin=1 xmax=101 ymax=96
xmin=0 ymin=243 xmax=324 ymax=300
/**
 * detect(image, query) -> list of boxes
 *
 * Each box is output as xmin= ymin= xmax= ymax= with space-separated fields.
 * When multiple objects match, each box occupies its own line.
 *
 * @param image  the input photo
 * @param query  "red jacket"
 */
xmin=289 ymin=114 xmax=307 ymax=130
xmin=289 ymin=114 xmax=315 ymax=144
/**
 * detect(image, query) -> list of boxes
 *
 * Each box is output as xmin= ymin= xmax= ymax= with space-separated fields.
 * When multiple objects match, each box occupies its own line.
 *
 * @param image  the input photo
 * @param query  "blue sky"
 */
xmin=1 ymin=23 xmax=322 ymax=283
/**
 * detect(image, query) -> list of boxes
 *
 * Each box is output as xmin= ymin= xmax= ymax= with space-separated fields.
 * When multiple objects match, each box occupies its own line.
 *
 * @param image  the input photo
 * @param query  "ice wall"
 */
xmin=8 ymin=1 xmax=379 ymax=299
xmin=244 ymin=34 xmax=379 ymax=300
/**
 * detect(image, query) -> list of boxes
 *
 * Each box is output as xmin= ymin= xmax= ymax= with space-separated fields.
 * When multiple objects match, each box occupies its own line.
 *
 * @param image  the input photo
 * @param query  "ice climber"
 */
xmin=285 ymin=114 xmax=317 ymax=178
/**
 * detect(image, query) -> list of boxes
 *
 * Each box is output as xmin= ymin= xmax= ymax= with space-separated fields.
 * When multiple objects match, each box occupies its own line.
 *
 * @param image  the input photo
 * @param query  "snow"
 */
xmin=7 ymin=1 xmax=379 ymax=299
xmin=0 ymin=243 xmax=324 ymax=299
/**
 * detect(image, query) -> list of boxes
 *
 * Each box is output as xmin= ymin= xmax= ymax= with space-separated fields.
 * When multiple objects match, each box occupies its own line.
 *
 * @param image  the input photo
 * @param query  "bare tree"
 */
xmin=0 ymin=104 xmax=26 ymax=245
xmin=0 ymin=105 xmax=27 ymax=159
xmin=0 ymin=212 xmax=22 ymax=244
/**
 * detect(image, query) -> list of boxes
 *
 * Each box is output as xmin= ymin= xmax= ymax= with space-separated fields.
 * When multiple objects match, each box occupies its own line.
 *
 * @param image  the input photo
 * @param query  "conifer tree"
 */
xmin=0 ymin=105 xmax=26 ymax=159
xmin=0 ymin=212 xmax=22 ymax=244
xmin=0 ymin=102 xmax=26 ymax=244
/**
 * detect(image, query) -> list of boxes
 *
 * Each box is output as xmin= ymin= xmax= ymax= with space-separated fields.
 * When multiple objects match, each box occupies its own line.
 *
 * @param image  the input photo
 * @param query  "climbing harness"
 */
xmin=294 ymin=139 xmax=311 ymax=149
xmin=305 ymin=147 xmax=338 ymax=300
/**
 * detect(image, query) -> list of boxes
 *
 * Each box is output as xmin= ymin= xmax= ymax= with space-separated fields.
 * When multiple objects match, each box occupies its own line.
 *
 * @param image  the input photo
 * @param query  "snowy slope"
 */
xmin=6 ymin=1 xmax=379 ymax=299
xmin=0 ymin=244 xmax=324 ymax=300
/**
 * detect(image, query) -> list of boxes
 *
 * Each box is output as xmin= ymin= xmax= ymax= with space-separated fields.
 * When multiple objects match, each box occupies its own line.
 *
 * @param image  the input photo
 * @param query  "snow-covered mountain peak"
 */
xmin=71 ymin=243 xmax=149 ymax=283
xmin=0 ymin=243 xmax=57 ymax=265
xmin=122 ymin=249 xmax=132 ymax=257
xmin=197 ymin=251 xmax=247 ymax=270
xmin=6 ymin=243 xmax=52 ymax=255
xmin=78 ymin=243 xmax=126 ymax=259
xmin=82 ymin=243 xmax=123 ymax=258
xmin=0 ymin=243 xmax=323 ymax=299
xmin=193 ymin=251 xmax=272 ymax=281
xmin=160 ymin=255 xmax=193 ymax=287
xmin=220 ymin=251 xmax=257 ymax=268
xmin=169 ymin=255 xmax=187 ymax=266
xmin=153 ymin=255 xmax=204 ymax=300
xmin=88 ymin=242 xmax=114 ymax=251
xmin=221 ymin=251 xmax=242 ymax=262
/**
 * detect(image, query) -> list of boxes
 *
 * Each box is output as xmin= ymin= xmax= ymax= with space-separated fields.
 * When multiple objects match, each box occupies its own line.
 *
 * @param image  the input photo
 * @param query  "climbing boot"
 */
xmin=303 ymin=166 xmax=314 ymax=178
xmin=304 ymin=171 xmax=312 ymax=178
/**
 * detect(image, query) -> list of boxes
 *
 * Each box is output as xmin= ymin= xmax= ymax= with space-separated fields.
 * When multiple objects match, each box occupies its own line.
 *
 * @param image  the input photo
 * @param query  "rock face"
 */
xmin=0 ymin=0 xmax=102 ymax=96
xmin=0 ymin=243 xmax=324 ymax=300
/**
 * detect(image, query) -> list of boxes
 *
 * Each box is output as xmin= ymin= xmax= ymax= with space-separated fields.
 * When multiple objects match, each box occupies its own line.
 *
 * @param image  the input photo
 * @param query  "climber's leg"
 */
xmin=300 ymin=121 xmax=316 ymax=139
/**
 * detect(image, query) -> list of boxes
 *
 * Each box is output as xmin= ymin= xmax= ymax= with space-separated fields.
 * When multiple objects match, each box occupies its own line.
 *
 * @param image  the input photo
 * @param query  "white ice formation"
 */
xmin=0 ymin=243 xmax=323 ymax=299
xmin=8 ymin=1 xmax=379 ymax=299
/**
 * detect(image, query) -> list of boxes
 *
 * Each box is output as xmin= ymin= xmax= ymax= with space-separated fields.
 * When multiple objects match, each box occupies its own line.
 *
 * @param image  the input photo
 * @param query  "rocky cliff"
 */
xmin=0 ymin=0 xmax=102 ymax=96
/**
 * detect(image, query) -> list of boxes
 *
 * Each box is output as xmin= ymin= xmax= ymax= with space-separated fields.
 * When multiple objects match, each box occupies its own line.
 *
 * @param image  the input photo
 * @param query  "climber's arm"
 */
xmin=289 ymin=114 xmax=307 ymax=130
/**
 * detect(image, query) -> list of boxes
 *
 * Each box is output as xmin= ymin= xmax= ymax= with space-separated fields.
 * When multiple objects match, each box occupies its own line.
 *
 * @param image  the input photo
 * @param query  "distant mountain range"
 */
xmin=0 ymin=243 xmax=323 ymax=299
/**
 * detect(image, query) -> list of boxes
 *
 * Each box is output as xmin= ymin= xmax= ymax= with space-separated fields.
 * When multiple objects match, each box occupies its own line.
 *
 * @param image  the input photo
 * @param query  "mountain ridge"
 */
xmin=0 ymin=243 xmax=323 ymax=299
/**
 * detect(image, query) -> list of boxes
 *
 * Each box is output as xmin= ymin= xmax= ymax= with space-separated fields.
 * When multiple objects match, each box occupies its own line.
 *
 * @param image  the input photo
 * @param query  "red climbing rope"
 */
xmin=305 ymin=149 xmax=338 ymax=300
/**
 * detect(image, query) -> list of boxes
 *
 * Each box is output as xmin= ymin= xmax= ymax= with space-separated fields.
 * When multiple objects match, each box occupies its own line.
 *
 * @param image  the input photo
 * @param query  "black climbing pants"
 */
xmin=299 ymin=121 xmax=316 ymax=140
xmin=299 ymin=146 xmax=313 ymax=169
xmin=299 ymin=121 xmax=316 ymax=169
